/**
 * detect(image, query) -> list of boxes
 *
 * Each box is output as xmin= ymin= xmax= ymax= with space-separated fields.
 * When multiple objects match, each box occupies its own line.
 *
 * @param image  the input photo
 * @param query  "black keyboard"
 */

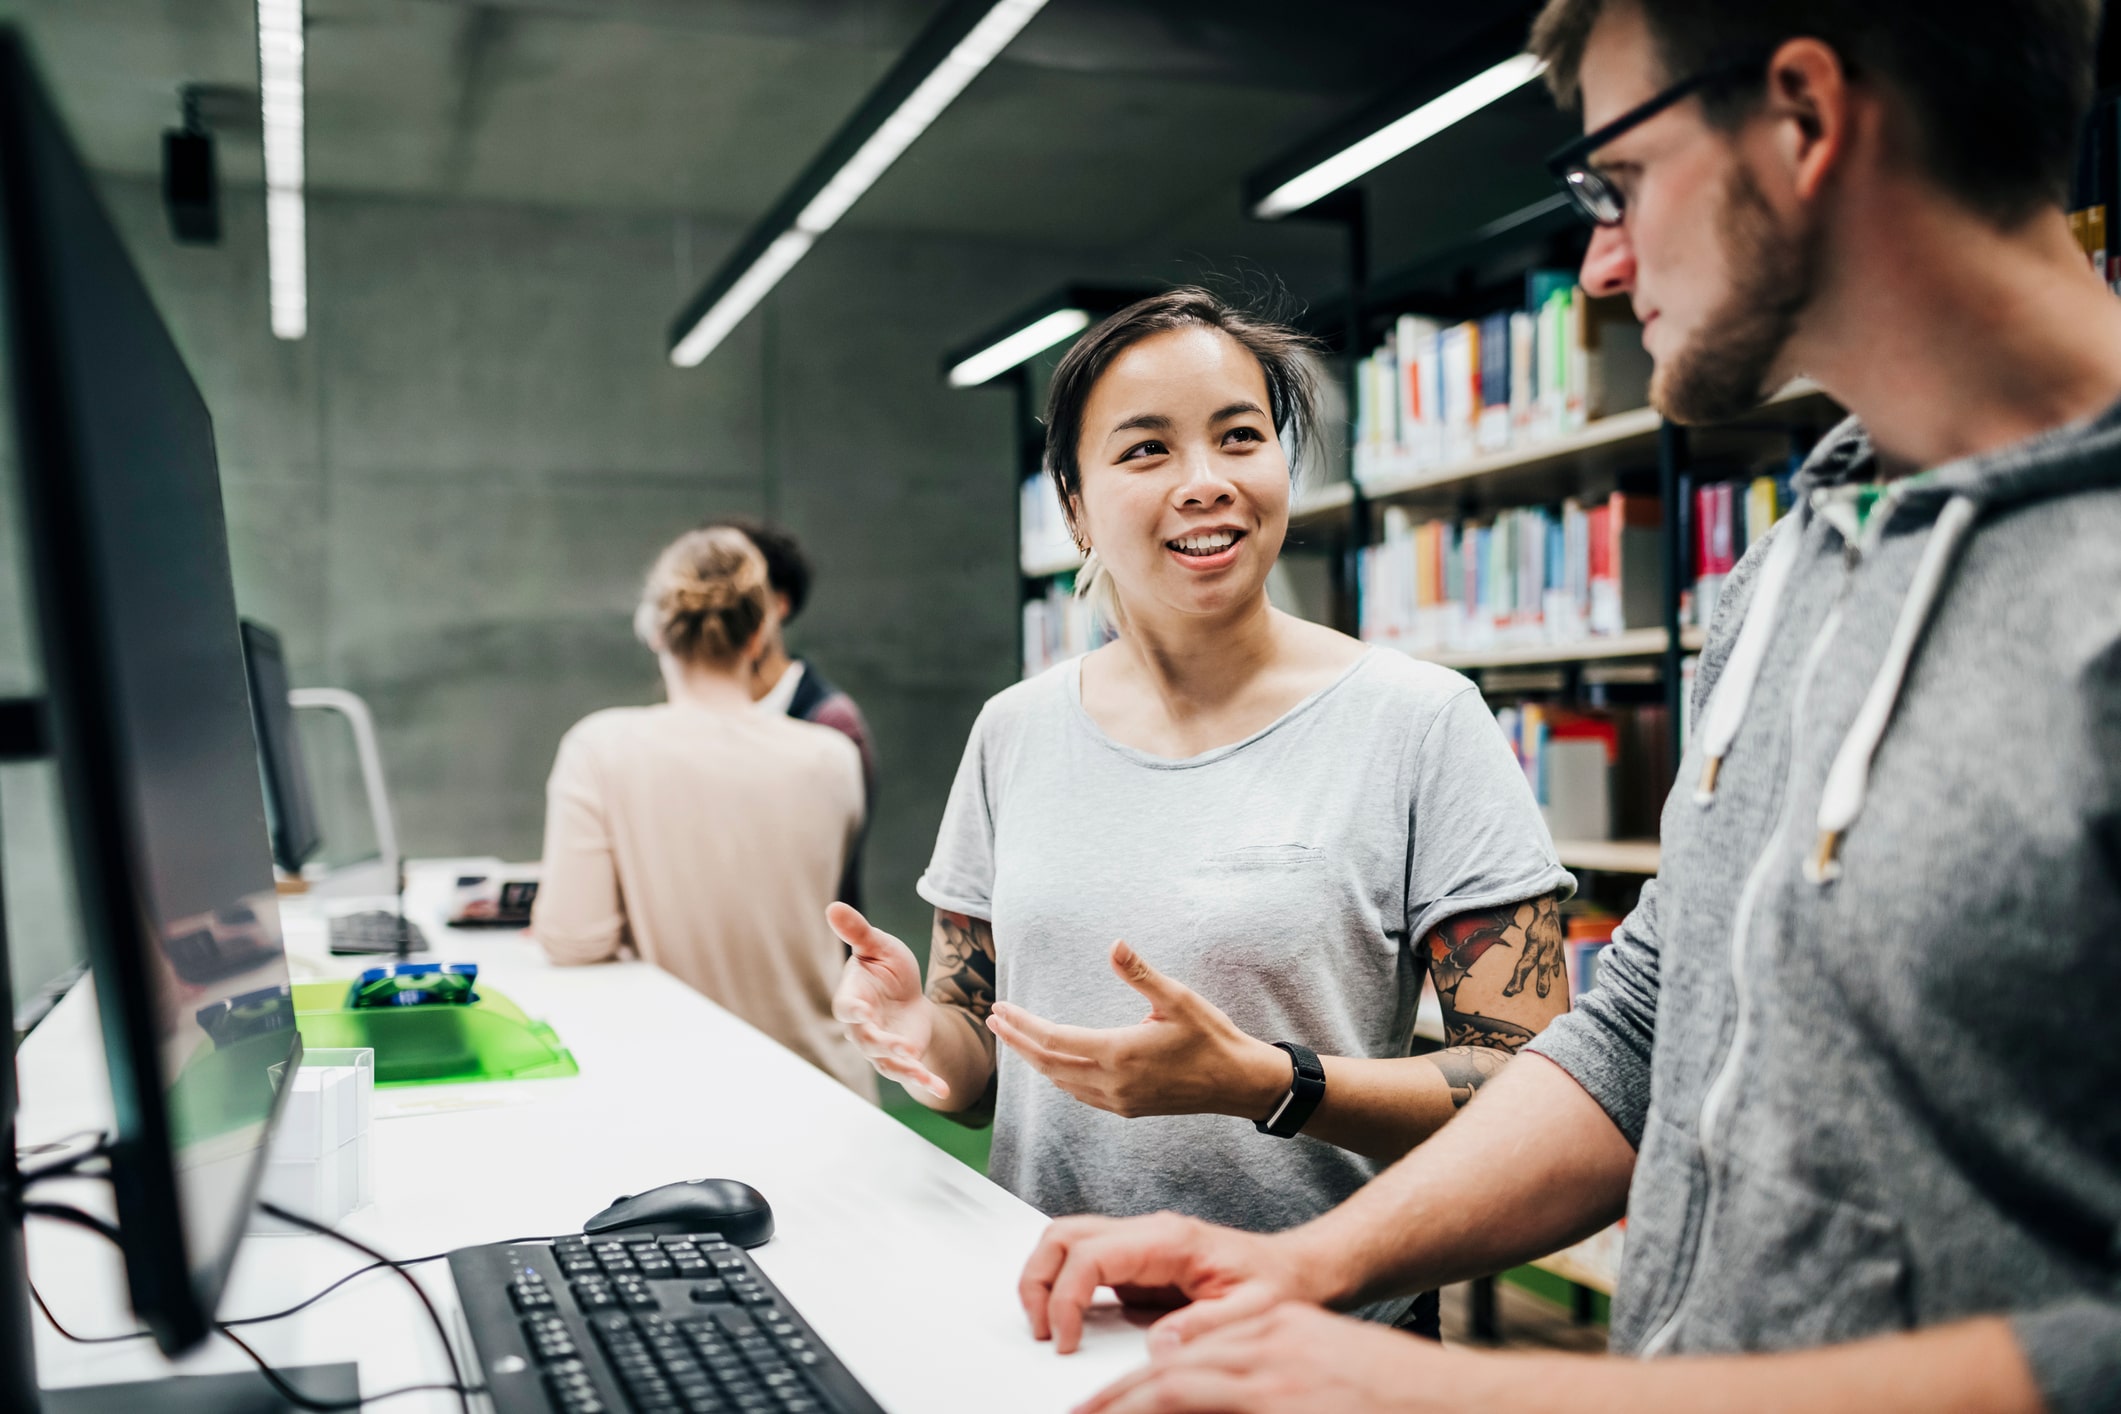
xmin=327 ymin=909 xmax=429 ymax=955
xmin=450 ymin=1234 xmax=885 ymax=1414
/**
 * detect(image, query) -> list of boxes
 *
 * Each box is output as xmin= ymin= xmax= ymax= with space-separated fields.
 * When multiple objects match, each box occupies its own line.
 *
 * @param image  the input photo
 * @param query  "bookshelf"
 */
xmin=1357 ymin=377 xmax=1827 ymax=508
xmin=1400 ymin=625 xmax=1704 ymax=672
xmin=1288 ymin=479 xmax=1356 ymax=527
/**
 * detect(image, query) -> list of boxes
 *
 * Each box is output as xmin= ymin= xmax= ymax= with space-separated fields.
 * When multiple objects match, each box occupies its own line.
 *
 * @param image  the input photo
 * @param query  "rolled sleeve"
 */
xmin=2013 ymin=1299 xmax=2121 ymax=1414
xmin=1525 ymin=876 xmax=1665 ymax=1147
xmin=913 ymin=706 xmax=998 ymax=920
xmin=1404 ymin=685 xmax=1576 ymax=944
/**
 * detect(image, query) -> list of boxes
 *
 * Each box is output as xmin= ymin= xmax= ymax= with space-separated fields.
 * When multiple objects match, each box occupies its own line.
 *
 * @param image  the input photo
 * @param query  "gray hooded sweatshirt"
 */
xmin=1525 ymin=401 xmax=2121 ymax=1413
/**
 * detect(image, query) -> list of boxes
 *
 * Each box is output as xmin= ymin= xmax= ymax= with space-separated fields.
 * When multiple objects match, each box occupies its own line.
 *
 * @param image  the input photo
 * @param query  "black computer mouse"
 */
xmin=582 ymin=1178 xmax=775 ymax=1248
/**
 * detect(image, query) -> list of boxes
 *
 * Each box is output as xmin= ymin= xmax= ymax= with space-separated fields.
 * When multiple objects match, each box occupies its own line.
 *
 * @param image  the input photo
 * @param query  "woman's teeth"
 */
xmin=1169 ymin=531 xmax=1239 ymax=556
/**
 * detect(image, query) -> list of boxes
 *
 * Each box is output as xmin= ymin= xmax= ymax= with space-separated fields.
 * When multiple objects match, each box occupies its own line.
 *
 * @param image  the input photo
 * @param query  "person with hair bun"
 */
xmin=826 ymin=288 xmax=1573 ymax=1333
xmin=532 ymin=526 xmax=873 ymax=1098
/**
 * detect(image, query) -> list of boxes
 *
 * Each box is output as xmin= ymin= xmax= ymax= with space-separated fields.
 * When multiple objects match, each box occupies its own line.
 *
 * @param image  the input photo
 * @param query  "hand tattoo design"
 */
xmin=1502 ymin=894 xmax=1565 ymax=1001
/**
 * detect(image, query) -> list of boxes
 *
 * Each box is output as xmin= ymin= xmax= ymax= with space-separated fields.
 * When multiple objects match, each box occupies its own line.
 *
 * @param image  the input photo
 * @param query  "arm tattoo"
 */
xmin=923 ymin=910 xmax=998 ymax=1128
xmin=925 ymin=909 xmax=997 ymax=1055
xmin=1423 ymin=893 xmax=1566 ymax=1081
xmin=1431 ymin=1046 xmax=1511 ymax=1108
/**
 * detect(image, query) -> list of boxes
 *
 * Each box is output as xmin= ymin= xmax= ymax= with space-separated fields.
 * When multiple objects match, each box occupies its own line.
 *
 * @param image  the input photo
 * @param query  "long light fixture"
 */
xmin=669 ymin=0 xmax=1048 ymax=368
xmin=938 ymin=285 xmax=1155 ymax=389
xmin=256 ymin=0 xmax=306 ymax=339
xmin=1251 ymin=52 xmax=1547 ymax=219
xmin=946 ymin=307 xmax=1090 ymax=387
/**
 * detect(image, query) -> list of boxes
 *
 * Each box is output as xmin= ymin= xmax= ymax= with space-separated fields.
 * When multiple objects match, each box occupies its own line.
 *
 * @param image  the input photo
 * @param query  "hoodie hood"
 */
xmin=1794 ymin=391 xmax=2121 ymax=510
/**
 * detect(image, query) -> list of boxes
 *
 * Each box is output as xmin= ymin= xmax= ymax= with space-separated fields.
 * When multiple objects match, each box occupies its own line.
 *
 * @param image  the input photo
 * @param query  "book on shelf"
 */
xmin=2068 ymin=92 xmax=2119 ymax=293
xmin=1350 ymin=277 xmax=1651 ymax=489
xmin=1021 ymin=574 xmax=1115 ymax=679
xmin=1492 ymin=698 xmax=1670 ymax=844
xmin=1358 ymin=491 xmax=1663 ymax=655
xmin=1685 ymin=464 xmax=1796 ymax=629
xmin=1563 ymin=909 xmax=1620 ymax=1000
xmin=1019 ymin=473 xmax=1078 ymax=573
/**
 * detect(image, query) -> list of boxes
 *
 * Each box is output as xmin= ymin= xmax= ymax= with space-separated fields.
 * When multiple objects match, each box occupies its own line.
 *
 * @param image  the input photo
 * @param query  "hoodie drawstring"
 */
xmin=1693 ymin=511 xmax=1808 ymax=805
xmin=1805 ymin=494 xmax=1980 ymax=883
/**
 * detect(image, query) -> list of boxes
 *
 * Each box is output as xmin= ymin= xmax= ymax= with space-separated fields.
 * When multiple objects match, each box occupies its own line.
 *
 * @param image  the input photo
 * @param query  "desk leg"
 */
xmin=1469 ymin=1275 xmax=1498 ymax=1342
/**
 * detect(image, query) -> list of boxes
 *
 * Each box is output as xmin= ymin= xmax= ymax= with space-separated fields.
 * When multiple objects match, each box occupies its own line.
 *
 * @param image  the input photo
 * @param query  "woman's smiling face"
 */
xmin=1072 ymin=325 xmax=1291 ymax=626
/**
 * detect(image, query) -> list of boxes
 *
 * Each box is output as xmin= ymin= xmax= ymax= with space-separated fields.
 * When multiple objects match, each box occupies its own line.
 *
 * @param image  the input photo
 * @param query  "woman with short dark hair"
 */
xmin=828 ymin=289 xmax=1573 ymax=1329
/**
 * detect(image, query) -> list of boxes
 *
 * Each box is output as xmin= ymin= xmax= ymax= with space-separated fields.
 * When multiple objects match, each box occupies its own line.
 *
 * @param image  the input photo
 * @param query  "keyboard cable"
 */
xmin=18 ymin=1163 xmax=498 ymax=1414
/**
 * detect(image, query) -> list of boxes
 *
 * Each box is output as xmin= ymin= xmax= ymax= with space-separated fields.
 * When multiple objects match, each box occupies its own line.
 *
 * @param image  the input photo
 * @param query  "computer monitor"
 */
xmin=240 ymin=620 xmax=323 ymax=875
xmin=0 ymin=29 xmax=298 ymax=1361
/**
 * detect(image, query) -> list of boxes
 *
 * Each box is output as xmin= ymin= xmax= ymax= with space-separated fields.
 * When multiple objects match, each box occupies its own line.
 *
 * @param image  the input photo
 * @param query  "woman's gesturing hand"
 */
xmin=985 ymin=939 xmax=1286 ymax=1121
xmin=827 ymin=902 xmax=947 ymax=1098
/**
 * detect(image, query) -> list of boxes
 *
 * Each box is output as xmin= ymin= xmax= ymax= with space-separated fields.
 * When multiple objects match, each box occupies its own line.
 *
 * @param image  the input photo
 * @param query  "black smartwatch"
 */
xmin=1254 ymin=1042 xmax=1326 ymax=1138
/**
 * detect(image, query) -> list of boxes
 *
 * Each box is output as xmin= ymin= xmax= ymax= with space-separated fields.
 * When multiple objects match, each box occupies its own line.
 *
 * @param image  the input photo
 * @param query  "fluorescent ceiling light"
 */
xmin=1252 ymin=52 xmax=1547 ymax=219
xmin=256 ymin=0 xmax=306 ymax=339
xmin=670 ymin=0 xmax=1049 ymax=369
xmin=946 ymin=307 xmax=1091 ymax=387
xmin=669 ymin=230 xmax=814 ymax=370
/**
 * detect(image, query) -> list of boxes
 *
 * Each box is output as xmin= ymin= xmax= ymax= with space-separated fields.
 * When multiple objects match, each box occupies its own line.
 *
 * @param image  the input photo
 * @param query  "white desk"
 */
xmin=18 ymin=860 xmax=1150 ymax=1411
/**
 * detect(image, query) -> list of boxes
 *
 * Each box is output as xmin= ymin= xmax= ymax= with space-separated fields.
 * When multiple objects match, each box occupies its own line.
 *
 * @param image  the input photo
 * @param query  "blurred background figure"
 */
xmin=706 ymin=515 xmax=876 ymax=910
xmin=532 ymin=526 xmax=873 ymax=1099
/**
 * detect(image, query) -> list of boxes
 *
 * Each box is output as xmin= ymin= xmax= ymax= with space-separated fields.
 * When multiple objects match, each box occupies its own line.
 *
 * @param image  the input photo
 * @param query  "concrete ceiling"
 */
xmin=0 ymin=0 xmax=1541 ymax=250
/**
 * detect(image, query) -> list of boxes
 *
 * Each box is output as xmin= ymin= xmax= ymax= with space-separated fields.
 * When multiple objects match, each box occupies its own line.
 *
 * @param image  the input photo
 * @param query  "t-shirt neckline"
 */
xmin=1065 ymin=649 xmax=1380 ymax=770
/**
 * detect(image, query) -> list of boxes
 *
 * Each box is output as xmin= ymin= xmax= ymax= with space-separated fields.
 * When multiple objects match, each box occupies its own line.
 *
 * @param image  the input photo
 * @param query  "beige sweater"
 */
xmin=531 ymin=702 xmax=875 ymax=1100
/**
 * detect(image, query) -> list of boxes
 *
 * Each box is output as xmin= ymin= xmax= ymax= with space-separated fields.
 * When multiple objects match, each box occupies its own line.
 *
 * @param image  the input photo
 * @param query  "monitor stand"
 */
xmin=2 ymin=699 xmax=362 ymax=1412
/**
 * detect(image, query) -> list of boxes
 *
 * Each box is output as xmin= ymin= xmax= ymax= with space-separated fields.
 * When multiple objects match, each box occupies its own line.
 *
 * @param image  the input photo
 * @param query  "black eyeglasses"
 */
xmin=1546 ymin=52 xmax=1769 ymax=227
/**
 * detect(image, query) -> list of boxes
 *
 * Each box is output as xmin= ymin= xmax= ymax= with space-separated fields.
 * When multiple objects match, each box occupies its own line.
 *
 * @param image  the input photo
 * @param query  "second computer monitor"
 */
xmin=241 ymin=619 xmax=323 ymax=875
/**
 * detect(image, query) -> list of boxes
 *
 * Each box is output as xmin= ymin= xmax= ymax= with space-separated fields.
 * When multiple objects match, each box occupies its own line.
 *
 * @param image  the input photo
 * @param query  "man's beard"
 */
xmin=1652 ymin=166 xmax=1817 ymax=425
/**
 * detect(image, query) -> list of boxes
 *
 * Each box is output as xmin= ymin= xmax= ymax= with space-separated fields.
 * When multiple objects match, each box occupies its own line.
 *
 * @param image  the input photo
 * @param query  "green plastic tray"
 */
xmin=292 ymin=979 xmax=580 ymax=1087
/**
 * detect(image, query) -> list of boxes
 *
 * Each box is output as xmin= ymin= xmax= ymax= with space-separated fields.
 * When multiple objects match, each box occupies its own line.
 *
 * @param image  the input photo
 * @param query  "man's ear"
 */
xmin=773 ymin=591 xmax=794 ymax=625
xmin=1759 ymin=37 xmax=1853 ymax=207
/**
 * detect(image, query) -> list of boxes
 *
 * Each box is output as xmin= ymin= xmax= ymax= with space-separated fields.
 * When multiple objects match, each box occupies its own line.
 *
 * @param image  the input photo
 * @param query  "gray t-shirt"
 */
xmin=917 ymin=648 xmax=1572 ymax=1237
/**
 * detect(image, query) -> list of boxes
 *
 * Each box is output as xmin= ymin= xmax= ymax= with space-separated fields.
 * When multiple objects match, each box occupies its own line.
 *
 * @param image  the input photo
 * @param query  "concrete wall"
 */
xmin=1 ymin=175 xmax=1115 ymax=1016
xmin=2 ymin=165 xmax=1343 ymax=1011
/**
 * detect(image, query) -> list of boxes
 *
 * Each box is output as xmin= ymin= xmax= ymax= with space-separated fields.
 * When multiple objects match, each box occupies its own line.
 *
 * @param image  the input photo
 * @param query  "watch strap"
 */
xmin=1254 ymin=1041 xmax=1326 ymax=1138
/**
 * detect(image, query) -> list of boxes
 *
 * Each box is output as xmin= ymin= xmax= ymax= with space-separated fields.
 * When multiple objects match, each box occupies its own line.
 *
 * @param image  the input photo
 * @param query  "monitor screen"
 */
xmin=241 ymin=620 xmax=322 ymax=875
xmin=0 ymin=36 xmax=297 ymax=1353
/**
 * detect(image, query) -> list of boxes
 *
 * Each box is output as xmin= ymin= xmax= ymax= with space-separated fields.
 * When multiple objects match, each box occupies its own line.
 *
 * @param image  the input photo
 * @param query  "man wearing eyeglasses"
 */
xmin=1015 ymin=2 xmax=2121 ymax=1411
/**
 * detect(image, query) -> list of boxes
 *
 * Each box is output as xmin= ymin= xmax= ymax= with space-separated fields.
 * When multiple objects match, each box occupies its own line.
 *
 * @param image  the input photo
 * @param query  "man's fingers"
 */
xmin=1081 ymin=1369 xmax=1261 ymax=1414
xmin=1045 ymin=1227 xmax=1194 ymax=1355
xmin=1145 ymin=1284 xmax=1281 ymax=1353
xmin=1020 ymin=1218 xmax=1124 ymax=1340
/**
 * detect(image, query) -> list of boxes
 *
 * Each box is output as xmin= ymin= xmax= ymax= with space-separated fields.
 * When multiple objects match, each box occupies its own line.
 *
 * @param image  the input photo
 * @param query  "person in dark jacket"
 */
xmin=703 ymin=516 xmax=874 ymax=910
xmin=1011 ymin=3 xmax=2121 ymax=1413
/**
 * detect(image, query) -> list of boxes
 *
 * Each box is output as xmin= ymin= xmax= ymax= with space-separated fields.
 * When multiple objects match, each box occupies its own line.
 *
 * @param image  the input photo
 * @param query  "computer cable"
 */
xmin=255 ymin=1201 xmax=476 ymax=1414
xmin=19 ymin=1192 xmax=499 ymax=1412
xmin=12 ymin=1129 xmax=112 ymax=1185
xmin=23 ymin=1202 xmax=485 ymax=1408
